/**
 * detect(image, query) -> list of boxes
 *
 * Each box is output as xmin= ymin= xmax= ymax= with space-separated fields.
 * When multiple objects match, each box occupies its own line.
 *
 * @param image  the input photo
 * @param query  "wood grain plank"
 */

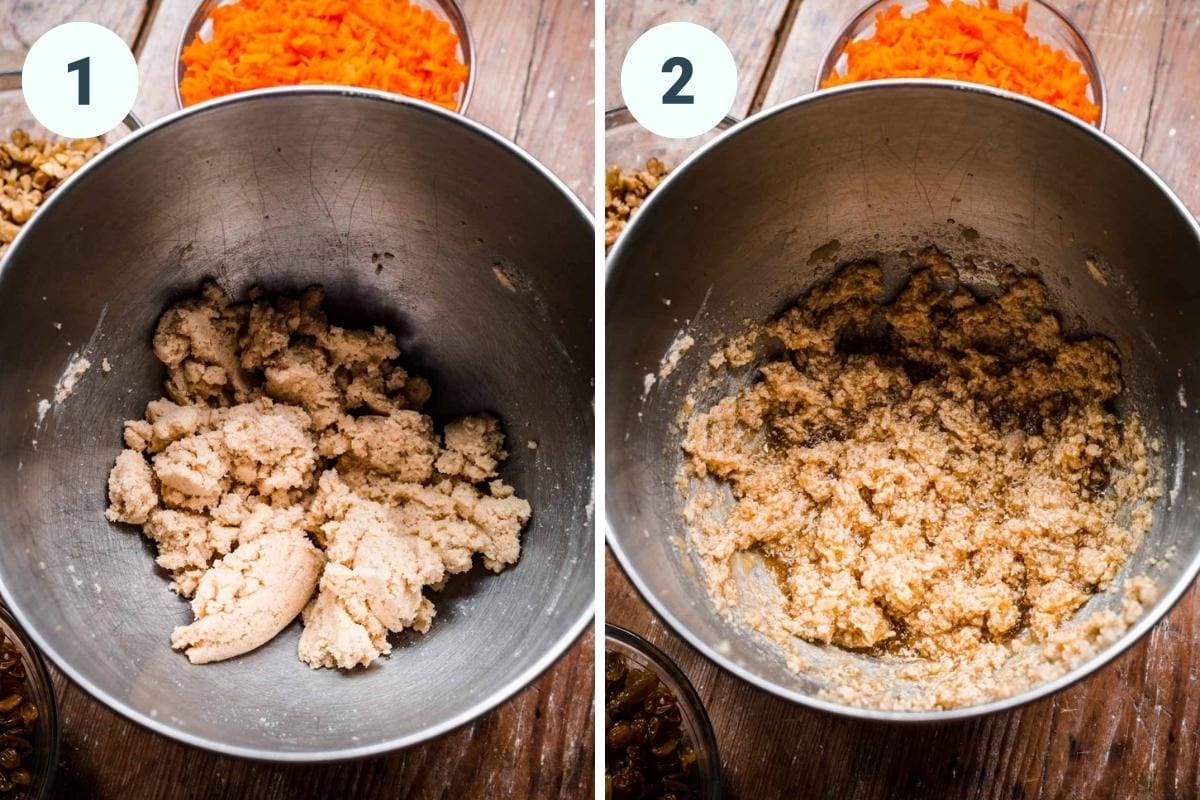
xmin=457 ymin=0 xmax=544 ymax=139
xmin=0 ymin=0 xmax=150 ymax=135
xmin=128 ymin=0 xmax=191 ymax=124
xmin=1139 ymin=0 xmax=1200 ymax=210
xmin=0 ymin=0 xmax=149 ymax=53
xmin=513 ymin=0 xmax=595 ymax=199
xmin=758 ymin=0 xmax=861 ymax=110
xmin=604 ymin=0 xmax=793 ymax=117
xmin=49 ymin=631 xmax=593 ymax=800
xmin=1055 ymin=0 xmax=1167 ymax=154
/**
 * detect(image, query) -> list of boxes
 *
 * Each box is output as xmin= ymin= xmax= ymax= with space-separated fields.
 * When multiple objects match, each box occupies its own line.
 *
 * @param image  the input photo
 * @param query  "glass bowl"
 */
xmin=816 ymin=0 xmax=1106 ymax=128
xmin=605 ymin=107 xmax=739 ymax=253
xmin=173 ymin=0 xmax=476 ymax=112
xmin=605 ymin=624 xmax=721 ymax=800
xmin=0 ymin=606 xmax=58 ymax=800
xmin=605 ymin=106 xmax=739 ymax=176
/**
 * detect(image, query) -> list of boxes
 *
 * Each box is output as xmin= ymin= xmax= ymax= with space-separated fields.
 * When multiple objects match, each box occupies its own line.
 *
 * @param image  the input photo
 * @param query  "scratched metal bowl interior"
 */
xmin=0 ymin=88 xmax=593 ymax=759
xmin=606 ymin=80 xmax=1200 ymax=720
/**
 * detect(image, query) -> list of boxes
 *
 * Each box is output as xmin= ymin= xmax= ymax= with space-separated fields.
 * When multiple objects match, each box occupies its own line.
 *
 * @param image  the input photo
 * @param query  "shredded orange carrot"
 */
xmin=821 ymin=0 xmax=1100 ymax=123
xmin=180 ymin=0 xmax=469 ymax=109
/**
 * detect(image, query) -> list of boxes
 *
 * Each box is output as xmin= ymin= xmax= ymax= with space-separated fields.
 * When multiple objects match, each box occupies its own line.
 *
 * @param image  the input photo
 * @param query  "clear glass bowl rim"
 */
xmin=605 ymin=623 xmax=722 ymax=800
xmin=605 ymin=105 xmax=741 ymax=133
xmin=172 ymin=0 xmax=477 ymax=113
xmin=814 ymin=0 xmax=1108 ymax=130
xmin=0 ymin=605 xmax=59 ymax=800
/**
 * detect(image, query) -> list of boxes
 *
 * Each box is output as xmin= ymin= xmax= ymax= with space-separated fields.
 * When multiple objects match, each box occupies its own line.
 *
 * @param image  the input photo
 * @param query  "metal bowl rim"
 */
xmin=171 ymin=0 xmax=478 ymax=114
xmin=605 ymin=77 xmax=1200 ymax=723
xmin=0 ymin=85 xmax=594 ymax=762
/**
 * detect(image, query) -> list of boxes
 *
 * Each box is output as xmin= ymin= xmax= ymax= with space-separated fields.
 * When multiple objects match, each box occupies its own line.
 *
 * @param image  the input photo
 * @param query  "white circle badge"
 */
xmin=620 ymin=22 xmax=737 ymax=139
xmin=22 ymin=22 xmax=139 ymax=139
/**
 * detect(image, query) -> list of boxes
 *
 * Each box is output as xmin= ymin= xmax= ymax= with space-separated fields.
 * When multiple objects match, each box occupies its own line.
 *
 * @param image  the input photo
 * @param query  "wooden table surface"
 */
xmin=0 ymin=1 xmax=595 ymax=798
xmin=605 ymin=1 xmax=1200 ymax=798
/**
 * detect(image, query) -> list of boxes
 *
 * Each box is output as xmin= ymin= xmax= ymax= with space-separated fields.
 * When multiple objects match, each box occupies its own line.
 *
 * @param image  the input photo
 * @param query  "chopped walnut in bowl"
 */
xmin=604 ymin=158 xmax=669 ymax=253
xmin=0 ymin=130 xmax=103 ymax=256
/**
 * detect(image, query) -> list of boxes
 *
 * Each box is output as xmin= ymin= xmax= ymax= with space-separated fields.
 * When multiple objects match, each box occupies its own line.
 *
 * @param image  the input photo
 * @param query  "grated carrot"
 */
xmin=179 ymin=0 xmax=469 ymax=109
xmin=821 ymin=0 xmax=1100 ymax=124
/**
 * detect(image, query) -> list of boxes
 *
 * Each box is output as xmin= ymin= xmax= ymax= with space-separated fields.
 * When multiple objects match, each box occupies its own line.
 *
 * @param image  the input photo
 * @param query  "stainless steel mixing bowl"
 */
xmin=606 ymin=79 xmax=1200 ymax=721
xmin=0 ymin=87 xmax=593 ymax=760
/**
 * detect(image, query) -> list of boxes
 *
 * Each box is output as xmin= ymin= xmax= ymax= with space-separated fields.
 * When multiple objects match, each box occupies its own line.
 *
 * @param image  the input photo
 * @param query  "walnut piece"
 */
xmin=0 ymin=130 xmax=102 ymax=254
xmin=604 ymin=158 xmax=669 ymax=252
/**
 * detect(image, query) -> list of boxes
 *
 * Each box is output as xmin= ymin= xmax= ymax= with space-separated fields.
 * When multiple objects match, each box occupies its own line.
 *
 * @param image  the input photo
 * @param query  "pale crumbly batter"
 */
xmin=681 ymin=250 xmax=1161 ymax=709
xmin=106 ymin=281 xmax=530 ymax=669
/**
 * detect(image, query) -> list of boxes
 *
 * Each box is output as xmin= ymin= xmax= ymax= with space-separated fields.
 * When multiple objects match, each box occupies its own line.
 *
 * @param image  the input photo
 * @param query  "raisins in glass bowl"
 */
xmin=605 ymin=626 xmax=719 ymax=799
